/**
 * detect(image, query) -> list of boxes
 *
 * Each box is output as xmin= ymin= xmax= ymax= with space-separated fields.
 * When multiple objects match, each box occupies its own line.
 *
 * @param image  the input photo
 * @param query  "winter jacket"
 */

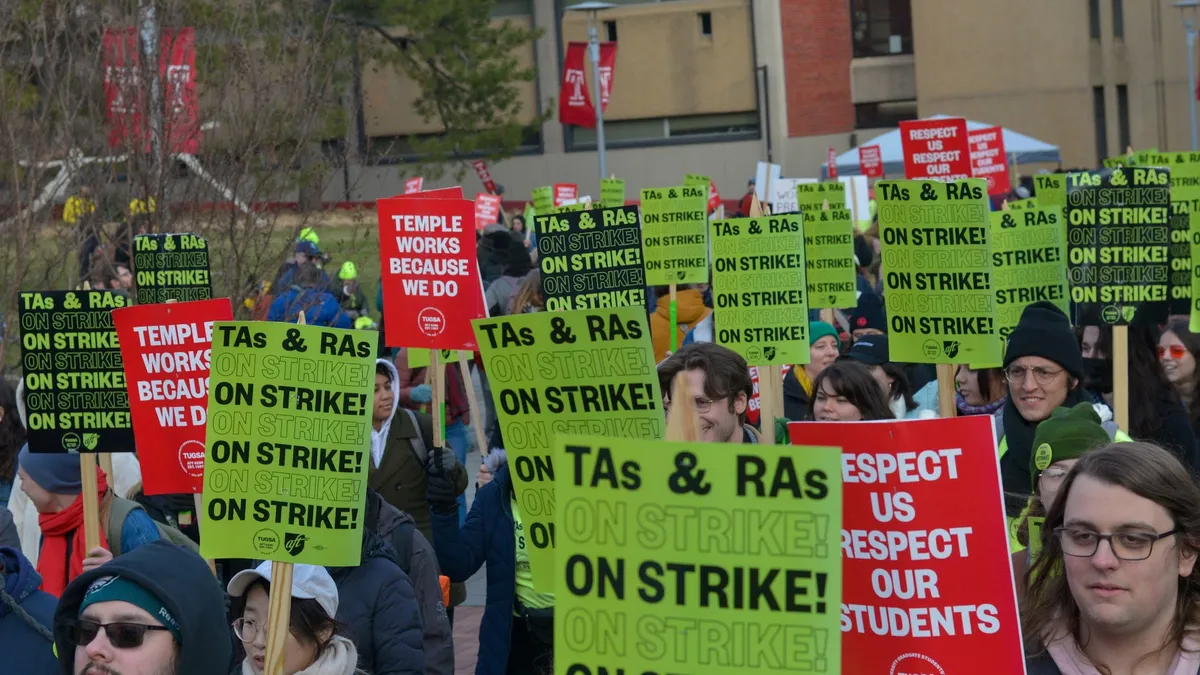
xmin=327 ymin=528 xmax=425 ymax=675
xmin=485 ymin=273 xmax=525 ymax=317
xmin=368 ymin=490 xmax=454 ymax=675
xmin=0 ymin=546 xmax=57 ymax=674
xmin=338 ymin=283 xmax=370 ymax=315
xmin=273 ymin=260 xmax=332 ymax=294
xmin=54 ymin=540 xmax=233 ymax=675
xmin=650 ymin=289 xmax=712 ymax=363
xmin=431 ymin=463 xmax=518 ymax=675
xmin=0 ymin=509 xmax=18 ymax=550
xmin=782 ymin=368 xmax=812 ymax=422
xmin=268 ymin=287 xmax=352 ymax=328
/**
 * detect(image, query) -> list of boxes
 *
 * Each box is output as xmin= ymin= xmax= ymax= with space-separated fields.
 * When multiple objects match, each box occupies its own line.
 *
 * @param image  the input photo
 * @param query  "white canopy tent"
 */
xmin=821 ymin=115 xmax=1062 ymax=179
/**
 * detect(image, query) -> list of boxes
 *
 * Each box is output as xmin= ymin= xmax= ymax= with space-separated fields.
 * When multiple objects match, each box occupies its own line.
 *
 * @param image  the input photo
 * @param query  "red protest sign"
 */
xmin=103 ymin=27 xmax=201 ymax=154
xmin=403 ymin=177 xmax=423 ymax=194
xmin=828 ymin=147 xmax=839 ymax=179
xmin=745 ymin=365 xmax=761 ymax=426
xmin=790 ymin=416 xmax=1023 ymax=675
xmin=899 ymin=118 xmax=971 ymax=181
xmin=860 ymin=144 xmax=884 ymax=178
xmin=475 ymin=193 xmax=502 ymax=230
xmin=553 ymin=183 xmax=578 ymax=207
xmin=112 ymin=299 xmax=232 ymax=495
xmin=377 ymin=197 xmax=485 ymax=350
xmin=969 ymin=126 xmax=1011 ymax=196
xmin=707 ymin=180 xmax=721 ymax=213
xmin=472 ymin=160 xmax=497 ymax=194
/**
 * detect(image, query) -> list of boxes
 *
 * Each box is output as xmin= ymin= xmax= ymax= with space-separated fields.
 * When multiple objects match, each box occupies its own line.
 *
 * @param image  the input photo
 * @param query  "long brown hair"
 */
xmin=508 ymin=269 xmax=544 ymax=315
xmin=1022 ymin=442 xmax=1200 ymax=663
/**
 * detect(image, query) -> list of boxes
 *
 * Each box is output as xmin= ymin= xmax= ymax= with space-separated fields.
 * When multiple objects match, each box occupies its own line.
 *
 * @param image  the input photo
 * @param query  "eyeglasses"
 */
xmin=232 ymin=618 xmax=260 ymax=643
xmin=1159 ymin=345 xmax=1188 ymax=360
xmin=65 ymin=619 xmax=171 ymax=649
xmin=1004 ymin=365 xmax=1065 ymax=386
xmin=1054 ymin=526 xmax=1178 ymax=561
xmin=663 ymin=396 xmax=722 ymax=413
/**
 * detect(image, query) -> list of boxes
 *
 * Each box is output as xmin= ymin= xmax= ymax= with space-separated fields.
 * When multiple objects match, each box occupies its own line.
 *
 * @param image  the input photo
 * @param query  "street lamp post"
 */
xmin=566 ymin=2 xmax=616 ymax=179
xmin=1176 ymin=0 xmax=1200 ymax=150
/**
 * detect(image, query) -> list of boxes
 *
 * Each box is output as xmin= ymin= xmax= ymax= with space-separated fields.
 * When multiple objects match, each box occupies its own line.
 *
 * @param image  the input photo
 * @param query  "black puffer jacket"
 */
xmin=782 ymin=368 xmax=812 ymax=421
xmin=327 ymin=528 xmax=424 ymax=675
xmin=54 ymin=540 xmax=234 ymax=675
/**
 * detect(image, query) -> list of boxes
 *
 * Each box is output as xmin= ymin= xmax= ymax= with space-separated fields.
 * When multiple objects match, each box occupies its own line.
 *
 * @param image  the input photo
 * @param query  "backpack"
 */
xmin=130 ymin=491 xmax=201 ymax=544
xmin=106 ymin=496 xmax=200 ymax=554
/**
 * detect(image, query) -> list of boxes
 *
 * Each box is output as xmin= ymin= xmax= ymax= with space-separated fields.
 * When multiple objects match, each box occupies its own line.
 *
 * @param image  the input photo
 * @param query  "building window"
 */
xmin=1117 ymin=84 xmax=1130 ymax=151
xmin=1113 ymin=0 xmax=1124 ymax=39
xmin=605 ymin=20 xmax=617 ymax=42
xmin=855 ymin=100 xmax=918 ymax=129
xmin=699 ymin=12 xmax=712 ymax=37
xmin=363 ymin=126 xmax=543 ymax=165
xmin=1089 ymin=0 xmax=1101 ymax=39
xmin=1094 ymin=86 xmax=1109 ymax=164
xmin=850 ymin=0 xmax=913 ymax=58
xmin=567 ymin=112 xmax=759 ymax=151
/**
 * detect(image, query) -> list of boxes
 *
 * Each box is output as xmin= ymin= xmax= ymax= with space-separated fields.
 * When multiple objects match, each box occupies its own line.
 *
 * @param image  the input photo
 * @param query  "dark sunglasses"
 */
xmin=66 ymin=619 xmax=171 ymax=649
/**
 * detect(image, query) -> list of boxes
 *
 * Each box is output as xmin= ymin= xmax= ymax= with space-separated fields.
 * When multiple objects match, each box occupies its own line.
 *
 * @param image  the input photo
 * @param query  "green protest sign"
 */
xmin=684 ymin=173 xmax=712 ymax=209
xmin=711 ymin=215 xmax=809 ymax=366
xmin=805 ymin=207 xmax=857 ymax=309
xmin=877 ymin=179 xmax=1001 ymax=364
xmin=1065 ymin=167 xmax=1170 ymax=325
xmin=640 ymin=185 xmax=709 ymax=285
xmin=132 ymin=233 xmax=212 ymax=304
xmin=554 ymin=435 xmax=843 ymax=675
xmin=1007 ymin=197 xmax=1039 ymax=211
xmin=473 ymin=307 xmax=663 ymax=591
xmin=1034 ymin=173 xmax=1067 ymax=211
xmin=600 ymin=178 xmax=625 ymax=208
xmin=796 ymin=181 xmax=846 ymax=213
xmin=200 ymin=322 xmax=377 ymax=566
xmin=1138 ymin=152 xmax=1200 ymax=315
xmin=535 ymin=205 xmax=646 ymax=312
xmin=990 ymin=208 xmax=1069 ymax=344
xmin=532 ymin=186 xmax=554 ymax=213
xmin=19 ymin=290 xmax=133 ymax=453
xmin=1103 ymin=155 xmax=1134 ymax=169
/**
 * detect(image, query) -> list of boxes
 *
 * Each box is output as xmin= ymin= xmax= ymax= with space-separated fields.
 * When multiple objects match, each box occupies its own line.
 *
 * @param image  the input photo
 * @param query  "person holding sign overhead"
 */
xmin=229 ymin=562 xmax=365 ymax=675
xmin=782 ymin=320 xmax=841 ymax=422
xmin=1021 ymin=443 xmax=1200 ymax=674
xmin=426 ymin=448 xmax=553 ymax=675
xmin=657 ymin=343 xmax=759 ymax=443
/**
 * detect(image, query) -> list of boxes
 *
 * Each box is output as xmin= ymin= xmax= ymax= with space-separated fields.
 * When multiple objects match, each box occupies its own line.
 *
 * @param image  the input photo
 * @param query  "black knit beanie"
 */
xmin=1003 ymin=301 xmax=1083 ymax=379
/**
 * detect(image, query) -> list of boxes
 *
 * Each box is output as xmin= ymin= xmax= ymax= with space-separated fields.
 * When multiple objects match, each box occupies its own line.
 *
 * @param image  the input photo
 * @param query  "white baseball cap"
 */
xmin=227 ymin=561 xmax=339 ymax=619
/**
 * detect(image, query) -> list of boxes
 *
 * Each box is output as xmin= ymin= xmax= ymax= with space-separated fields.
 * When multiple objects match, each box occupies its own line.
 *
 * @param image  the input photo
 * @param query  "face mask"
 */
xmin=1081 ymin=357 xmax=1113 ymax=394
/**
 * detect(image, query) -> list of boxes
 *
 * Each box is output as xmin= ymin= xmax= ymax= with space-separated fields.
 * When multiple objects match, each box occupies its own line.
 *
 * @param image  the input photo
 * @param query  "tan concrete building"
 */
xmin=331 ymin=0 xmax=1200 ymax=204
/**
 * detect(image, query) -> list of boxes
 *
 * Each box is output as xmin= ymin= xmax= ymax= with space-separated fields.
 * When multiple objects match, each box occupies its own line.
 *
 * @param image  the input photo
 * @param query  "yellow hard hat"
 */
xmin=354 ymin=316 xmax=378 ymax=330
xmin=298 ymin=227 xmax=320 ymax=245
xmin=338 ymin=261 xmax=358 ymax=280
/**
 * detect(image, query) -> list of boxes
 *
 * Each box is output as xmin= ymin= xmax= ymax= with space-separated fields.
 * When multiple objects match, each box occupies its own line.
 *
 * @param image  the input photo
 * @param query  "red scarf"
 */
xmin=37 ymin=468 xmax=108 ymax=597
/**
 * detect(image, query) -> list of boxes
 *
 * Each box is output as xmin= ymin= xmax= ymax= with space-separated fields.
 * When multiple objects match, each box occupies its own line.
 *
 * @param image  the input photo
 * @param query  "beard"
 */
xmin=78 ymin=651 xmax=178 ymax=675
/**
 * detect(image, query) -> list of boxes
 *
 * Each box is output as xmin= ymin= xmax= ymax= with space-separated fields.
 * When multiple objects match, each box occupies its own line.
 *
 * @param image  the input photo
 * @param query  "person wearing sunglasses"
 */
xmin=1022 ymin=442 xmax=1200 ymax=675
xmin=1011 ymin=404 xmax=1112 ymax=596
xmin=52 ymin=539 xmax=232 ymax=675
xmin=1161 ymin=320 xmax=1200 ymax=448
xmin=228 ymin=561 xmax=366 ymax=675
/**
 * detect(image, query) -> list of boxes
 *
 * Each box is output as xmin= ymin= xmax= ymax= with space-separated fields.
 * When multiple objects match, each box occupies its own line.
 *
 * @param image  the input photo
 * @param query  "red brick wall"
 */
xmin=780 ymin=0 xmax=855 ymax=137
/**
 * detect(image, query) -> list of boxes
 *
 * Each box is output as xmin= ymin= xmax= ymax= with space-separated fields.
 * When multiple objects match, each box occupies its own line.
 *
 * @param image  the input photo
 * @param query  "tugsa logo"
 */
xmin=889 ymin=652 xmax=946 ymax=675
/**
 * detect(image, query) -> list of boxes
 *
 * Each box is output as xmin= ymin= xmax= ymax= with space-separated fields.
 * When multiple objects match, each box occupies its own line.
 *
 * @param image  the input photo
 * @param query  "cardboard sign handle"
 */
xmin=80 ymin=454 xmax=102 ymax=552
xmin=264 ymin=560 xmax=294 ymax=675
xmin=664 ymin=372 xmax=700 ymax=442
xmin=1113 ymin=325 xmax=1129 ymax=431
xmin=457 ymin=351 xmax=488 ymax=457
xmin=99 ymin=454 xmax=114 ymax=486
xmin=936 ymin=363 xmax=957 ymax=419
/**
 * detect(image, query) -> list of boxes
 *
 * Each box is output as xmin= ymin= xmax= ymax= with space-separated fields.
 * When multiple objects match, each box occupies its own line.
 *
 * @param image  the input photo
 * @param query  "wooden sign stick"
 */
xmin=936 ymin=363 xmax=957 ymax=419
xmin=1113 ymin=325 xmax=1130 ymax=431
xmin=668 ymin=284 xmax=679 ymax=355
xmin=664 ymin=372 xmax=701 ymax=442
xmin=758 ymin=365 xmax=783 ymax=445
xmin=457 ymin=350 xmax=488 ymax=456
xmin=74 ymin=280 xmax=103 ymax=552
xmin=266 ymin=310 xmax=309 ymax=675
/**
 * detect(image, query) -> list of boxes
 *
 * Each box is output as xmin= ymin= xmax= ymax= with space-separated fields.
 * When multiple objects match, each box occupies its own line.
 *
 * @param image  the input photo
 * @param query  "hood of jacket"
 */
xmin=655 ymin=289 xmax=710 ymax=324
xmin=0 ymin=546 xmax=42 ymax=614
xmin=371 ymin=358 xmax=401 ymax=468
xmin=328 ymin=524 xmax=398 ymax=582
xmin=54 ymin=540 xmax=232 ymax=675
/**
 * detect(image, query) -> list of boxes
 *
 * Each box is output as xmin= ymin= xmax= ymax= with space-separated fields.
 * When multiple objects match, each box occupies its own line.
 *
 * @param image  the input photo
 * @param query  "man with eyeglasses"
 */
xmin=1023 ymin=442 xmax=1200 ymax=674
xmin=657 ymin=343 xmax=759 ymax=444
xmin=53 ymin=539 xmax=232 ymax=675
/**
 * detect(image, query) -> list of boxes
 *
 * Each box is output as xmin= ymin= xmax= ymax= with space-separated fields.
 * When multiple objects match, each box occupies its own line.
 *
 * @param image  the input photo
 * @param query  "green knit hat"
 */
xmin=1029 ymin=403 xmax=1110 ymax=491
xmin=809 ymin=321 xmax=840 ymax=350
